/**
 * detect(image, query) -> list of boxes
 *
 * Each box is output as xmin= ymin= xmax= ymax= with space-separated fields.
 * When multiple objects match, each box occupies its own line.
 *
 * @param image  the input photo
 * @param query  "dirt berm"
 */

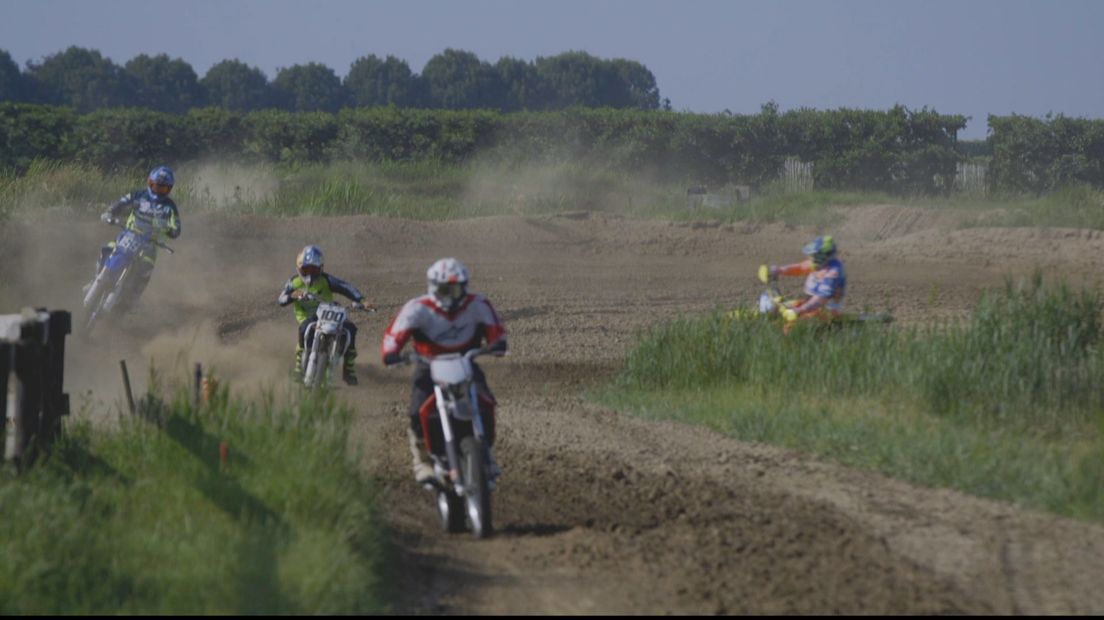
xmin=4 ymin=205 xmax=1103 ymax=614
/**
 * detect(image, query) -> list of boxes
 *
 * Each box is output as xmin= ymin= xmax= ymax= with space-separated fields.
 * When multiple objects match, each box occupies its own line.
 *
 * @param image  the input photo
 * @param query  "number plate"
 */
xmin=316 ymin=303 xmax=347 ymax=325
xmin=115 ymin=231 xmax=145 ymax=253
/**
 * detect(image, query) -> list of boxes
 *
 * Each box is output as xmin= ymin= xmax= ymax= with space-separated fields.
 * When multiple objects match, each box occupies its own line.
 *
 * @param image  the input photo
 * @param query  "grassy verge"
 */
xmin=4 ymin=160 xmax=1102 ymax=229
xmin=598 ymin=275 xmax=1104 ymax=521
xmin=0 ymin=378 xmax=392 ymax=614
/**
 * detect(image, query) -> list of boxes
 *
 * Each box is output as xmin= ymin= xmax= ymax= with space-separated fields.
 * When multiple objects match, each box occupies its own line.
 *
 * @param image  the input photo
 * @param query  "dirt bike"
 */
xmin=406 ymin=348 xmax=500 ymax=539
xmin=727 ymin=264 xmax=894 ymax=326
xmin=81 ymin=222 xmax=173 ymax=335
xmin=299 ymin=294 xmax=373 ymax=389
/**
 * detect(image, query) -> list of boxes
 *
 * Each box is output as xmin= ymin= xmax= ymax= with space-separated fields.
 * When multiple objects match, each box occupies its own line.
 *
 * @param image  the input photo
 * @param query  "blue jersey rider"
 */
xmin=277 ymin=245 xmax=376 ymax=385
xmin=89 ymin=165 xmax=181 ymax=314
xmin=766 ymin=235 xmax=847 ymax=330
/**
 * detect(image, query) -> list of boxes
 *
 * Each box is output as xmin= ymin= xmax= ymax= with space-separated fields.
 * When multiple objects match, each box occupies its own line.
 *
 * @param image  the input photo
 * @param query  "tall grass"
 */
xmin=918 ymin=183 xmax=1104 ymax=230
xmin=0 ymin=160 xmax=133 ymax=217
xmin=604 ymin=275 xmax=1104 ymax=520
xmin=0 ymin=378 xmax=392 ymax=614
xmin=3 ymin=160 xmax=1104 ymax=229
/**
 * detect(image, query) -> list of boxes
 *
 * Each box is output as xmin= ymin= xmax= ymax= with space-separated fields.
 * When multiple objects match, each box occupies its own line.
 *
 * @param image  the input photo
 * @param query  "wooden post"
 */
xmin=194 ymin=363 xmax=202 ymax=408
xmin=119 ymin=360 xmax=136 ymax=417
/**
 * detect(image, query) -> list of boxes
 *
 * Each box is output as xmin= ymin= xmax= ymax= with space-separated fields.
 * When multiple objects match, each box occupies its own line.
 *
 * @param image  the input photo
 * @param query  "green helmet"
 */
xmin=802 ymin=235 xmax=837 ymax=268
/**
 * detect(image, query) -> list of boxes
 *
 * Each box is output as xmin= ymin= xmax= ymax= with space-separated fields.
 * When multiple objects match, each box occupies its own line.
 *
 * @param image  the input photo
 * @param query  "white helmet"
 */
xmin=426 ymin=257 xmax=469 ymax=310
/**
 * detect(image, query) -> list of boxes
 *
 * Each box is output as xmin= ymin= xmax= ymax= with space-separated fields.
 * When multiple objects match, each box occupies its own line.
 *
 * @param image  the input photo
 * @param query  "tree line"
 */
xmin=0 ymin=103 xmax=968 ymax=195
xmin=0 ymin=47 xmax=664 ymax=114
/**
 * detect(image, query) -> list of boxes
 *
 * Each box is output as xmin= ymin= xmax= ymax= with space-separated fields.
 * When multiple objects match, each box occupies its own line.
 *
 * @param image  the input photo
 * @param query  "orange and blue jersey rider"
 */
xmin=768 ymin=235 xmax=847 ymax=325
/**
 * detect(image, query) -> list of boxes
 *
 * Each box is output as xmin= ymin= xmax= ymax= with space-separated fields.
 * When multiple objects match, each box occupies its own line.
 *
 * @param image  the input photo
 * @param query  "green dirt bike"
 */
xmin=726 ymin=264 xmax=894 ymax=326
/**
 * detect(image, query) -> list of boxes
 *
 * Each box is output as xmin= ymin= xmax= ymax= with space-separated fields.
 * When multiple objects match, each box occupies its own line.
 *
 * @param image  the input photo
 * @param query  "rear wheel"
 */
xmin=459 ymin=435 xmax=492 ymax=538
xmin=327 ymin=336 xmax=342 ymax=385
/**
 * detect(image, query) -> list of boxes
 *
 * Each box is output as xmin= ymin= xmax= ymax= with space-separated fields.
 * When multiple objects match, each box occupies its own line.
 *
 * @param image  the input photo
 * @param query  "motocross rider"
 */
xmin=277 ymin=244 xmax=375 ymax=386
xmin=765 ymin=235 xmax=847 ymax=328
xmin=380 ymin=257 xmax=507 ymax=485
xmin=89 ymin=165 xmax=181 ymax=313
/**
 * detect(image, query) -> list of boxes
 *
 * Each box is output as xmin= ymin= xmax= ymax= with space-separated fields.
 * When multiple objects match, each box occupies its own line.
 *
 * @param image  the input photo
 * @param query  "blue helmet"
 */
xmin=802 ymin=235 xmax=837 ymax=267
xmin=148 ymin=165 xmax=175 ymax=196
xmin=296 ymin=245 xmax=324 ymax=283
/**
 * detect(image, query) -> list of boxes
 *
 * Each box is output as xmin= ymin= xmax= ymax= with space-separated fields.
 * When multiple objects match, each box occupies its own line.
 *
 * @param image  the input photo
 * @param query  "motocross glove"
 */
xmin=485 ymin=339 xmax=508 ymax=356
xmin=758 ymin=264 xmax=772 ymax=284
xmin=100 ymin=212 xmax=116 ymax=225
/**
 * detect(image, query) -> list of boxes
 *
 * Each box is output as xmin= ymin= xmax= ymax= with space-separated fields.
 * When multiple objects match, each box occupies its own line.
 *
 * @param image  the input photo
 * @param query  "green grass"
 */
xmin=0 ymin=377 xmax=392 ymax=614
xmin=599 ymin=274 xmax=1104 ymax=521
xmin=3 ymin=160 xmax=1103 ymax=229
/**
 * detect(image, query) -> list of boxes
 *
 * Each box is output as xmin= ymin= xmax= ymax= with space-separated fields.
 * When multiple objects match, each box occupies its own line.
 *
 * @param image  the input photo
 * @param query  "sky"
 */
xmin=1 ymin=0 xmax=1101 ymax=139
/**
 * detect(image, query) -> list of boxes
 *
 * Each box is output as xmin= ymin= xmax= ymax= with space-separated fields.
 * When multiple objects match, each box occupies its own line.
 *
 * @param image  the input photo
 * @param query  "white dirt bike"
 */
xmin=407 ymin=348 xmax=500 ymax=539
xmin=300 ymin=294 xmax=372 ymax=389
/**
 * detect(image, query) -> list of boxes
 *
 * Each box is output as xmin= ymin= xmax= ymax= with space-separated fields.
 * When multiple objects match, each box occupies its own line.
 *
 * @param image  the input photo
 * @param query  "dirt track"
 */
xmin=4 ymin=205 xmax=1104 ymax=613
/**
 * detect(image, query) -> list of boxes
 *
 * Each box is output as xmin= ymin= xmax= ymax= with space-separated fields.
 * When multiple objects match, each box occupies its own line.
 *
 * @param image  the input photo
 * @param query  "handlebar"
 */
xmin=399 ymin=347 xmax=492 ymax=367
xmin=297 ymin=292 xmax=376 ymax=312
xmin=110 ymin=221 xmax=175 ymax=254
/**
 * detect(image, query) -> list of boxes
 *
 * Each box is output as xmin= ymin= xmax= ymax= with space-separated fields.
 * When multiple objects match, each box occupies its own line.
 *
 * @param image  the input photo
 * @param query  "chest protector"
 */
xmin=291 ymin=275 xmax=334 ymax=323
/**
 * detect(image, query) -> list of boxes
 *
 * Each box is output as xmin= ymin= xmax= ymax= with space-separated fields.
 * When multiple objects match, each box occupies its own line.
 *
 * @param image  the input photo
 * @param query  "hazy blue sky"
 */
xmin=2 ymin=0 xmax=1101 ymax=138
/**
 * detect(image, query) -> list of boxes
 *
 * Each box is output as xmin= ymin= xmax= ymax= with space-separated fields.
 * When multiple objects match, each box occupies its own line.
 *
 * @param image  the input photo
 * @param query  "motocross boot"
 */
xmin=294 ymin=347 xmax=303 ymax=376
xmin=342 ymin=346 xmax=358 ymax=386
xmin=408 ymin=428 xmax=435 ymax=485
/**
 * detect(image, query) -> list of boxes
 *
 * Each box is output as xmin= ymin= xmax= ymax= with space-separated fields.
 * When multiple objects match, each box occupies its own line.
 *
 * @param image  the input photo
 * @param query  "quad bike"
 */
xmin=727 ymin=264 xmax=893 ymax=326
xmin=406 ymin=348 xmax=499 ymax=539
xmin=81 ymin=223 xmax=173 ymax=335
xmin=299 ymin=294 xmax=373 ymax=389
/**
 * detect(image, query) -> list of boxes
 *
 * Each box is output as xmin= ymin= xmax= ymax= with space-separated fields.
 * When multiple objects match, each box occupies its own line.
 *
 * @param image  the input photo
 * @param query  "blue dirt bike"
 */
xmin=81 ymin=223 xmax=174 ymax=335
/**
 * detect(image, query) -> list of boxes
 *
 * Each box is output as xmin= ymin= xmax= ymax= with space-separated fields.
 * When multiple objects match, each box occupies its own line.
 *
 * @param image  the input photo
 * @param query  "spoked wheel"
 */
xmin=81 ymin=278 xmax=108 ymax=336
xmin=303 ymin=341 xmax=328 ymax=389
xmin=437 ymin=489 xmax=467 ymax=533
xmin=459 ymin=435 xmax=493 ymax=538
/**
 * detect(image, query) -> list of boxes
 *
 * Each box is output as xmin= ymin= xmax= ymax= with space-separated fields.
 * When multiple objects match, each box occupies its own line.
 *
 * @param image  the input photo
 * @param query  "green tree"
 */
xmin=610 ymin=59 xmax=661 ymax=110
xmin=494 ymin=56 xmax=538 ymax=112
xmin=124 ymin=53 xmax=205 ymax=113
xmin=70 ymin=108 xmax=187 ymax=170
xmin=0 ymin=49 xmax=27 ymax=103
xmin=200 ymin=59 xmax=271 ymax=112
xmin=533 ymin=51 xmax=614 ymax=109
xmin=272 ymin=62 xmax=346 ymax=112
xmin=421 ymin=49 xmax=502 ymax=109
xmin=25 ymin=46 xmax=128 ymax=112
xmin=0 ymin=103 xmax=75 ymax=171
xmin=345 ymin=54 xmax=417 ymax=107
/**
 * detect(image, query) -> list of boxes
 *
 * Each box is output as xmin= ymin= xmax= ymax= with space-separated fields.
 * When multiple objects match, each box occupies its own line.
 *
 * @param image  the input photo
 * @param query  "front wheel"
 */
xmin=303 ymin=336 xmax=329 ymax=388
xmin=459 ymin=435 xmax=492 ymax=538
xmin=82 ymin=275 xmax=109 ymax=334
xmin=437 ymin=489 xmax=467 ymax=533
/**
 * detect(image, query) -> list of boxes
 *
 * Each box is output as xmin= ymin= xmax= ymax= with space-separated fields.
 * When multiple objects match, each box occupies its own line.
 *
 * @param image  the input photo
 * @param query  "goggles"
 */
xmin=434 ymin=282 xmax=464 ymax=301
xmin=299 ymin=264 xmax=321 ymax=279
xmin=150 ymin=182 xmax=173 ymax=196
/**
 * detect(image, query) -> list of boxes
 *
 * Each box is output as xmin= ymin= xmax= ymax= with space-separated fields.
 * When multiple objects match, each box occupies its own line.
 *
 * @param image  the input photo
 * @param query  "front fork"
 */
xmin=304 ymin=326 xmax=349 ymax=383
xmin=84 ymin=265 xmax=129 ymax=311
xmin=435 ymin=383 xmax=495 ymax=489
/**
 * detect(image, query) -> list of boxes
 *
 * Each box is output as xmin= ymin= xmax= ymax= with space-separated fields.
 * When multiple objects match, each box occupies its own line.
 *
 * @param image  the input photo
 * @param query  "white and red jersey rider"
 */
xmin=381 ymin=258 xmax=507 ymax=483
